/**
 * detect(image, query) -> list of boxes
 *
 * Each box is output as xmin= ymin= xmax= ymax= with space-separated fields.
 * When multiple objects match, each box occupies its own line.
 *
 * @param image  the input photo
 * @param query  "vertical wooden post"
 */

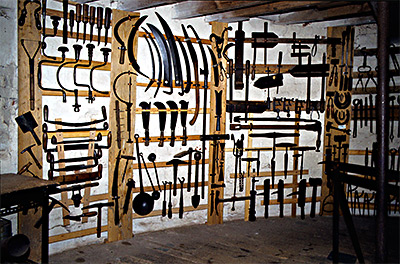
xmin=244 ymin=115 xmax=253 ymax=221
xmin=320 ymin=26 xmax=354 ymax=214
xmin=108 ymin=9 xmax=140 ymax=242
xmin=207 ymin=21 xmax=228 ymax=225
xmin=291 ymin=115 xmax=300 ymax=217
xmin=17 ymin=0 xmax=43 ymax=260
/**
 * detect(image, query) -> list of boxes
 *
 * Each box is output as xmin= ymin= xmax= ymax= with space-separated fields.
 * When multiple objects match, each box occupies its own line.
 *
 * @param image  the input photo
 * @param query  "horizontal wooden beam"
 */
xmin=229 ymin=170 xmax=309 ymax=179
xmin=117 ymin=0 xmax=181 ymax=11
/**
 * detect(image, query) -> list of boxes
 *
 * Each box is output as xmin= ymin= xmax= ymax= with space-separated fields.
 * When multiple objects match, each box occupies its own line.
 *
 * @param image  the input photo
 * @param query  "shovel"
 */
xmin=15 ymin=111 xmax=41 ymax=146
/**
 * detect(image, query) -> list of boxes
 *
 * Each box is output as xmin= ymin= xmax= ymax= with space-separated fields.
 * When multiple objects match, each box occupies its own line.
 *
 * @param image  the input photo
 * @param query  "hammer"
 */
xmin=83 ymin=202 xmax=114 ymax=238
xmin=326 ymin=121 xmax=351 ymax=135
xmin=166 ymin=159 xmax=188 ymax=196
xmin=21 ymin=144 xmax=42 ymax=169
xmin=309 ymin=178 xmax=322 ymax=218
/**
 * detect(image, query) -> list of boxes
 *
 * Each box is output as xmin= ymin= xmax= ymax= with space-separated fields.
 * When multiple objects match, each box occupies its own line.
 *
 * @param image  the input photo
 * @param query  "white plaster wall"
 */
xmin=2 ymin=0 xmax=396 ymax=255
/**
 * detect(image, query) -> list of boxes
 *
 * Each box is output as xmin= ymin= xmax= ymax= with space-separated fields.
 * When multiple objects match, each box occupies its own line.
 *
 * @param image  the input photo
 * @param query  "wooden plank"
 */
xmin=131 ymin=182 xmax=209 ymax=194
xmin=135 ymin=134 xmax=203 ymax=144
xmin=108 ymin=9 xmax=140 ymax=243
xmin=259 ymin=3 xmax=371 ymax=25
xmin=229 ymin=170 xmax=309 ymax=178
xmin=17 ymin=0 xmax=43 ymax=259
xmin=207 ymin=22 xmax=228 ymax=225
xmin=49 ymin=225 xmax=108 ymax=244
xmin=291 ymin=113 xmax=301 ymax=218
xmin=117 ymin=0 xmax=181 ymax=12
xmin=351 ymin=86 xmax=399 ymax=95
xmin=81 ymin=126 xmax=96 ymax=223
xmin=244 ymin=114 xmax=254 ymax=222
xmin=131 ymin=159 xmax=209 ymax=170
xmin=134 ymin=204 xmax=208 ymax=219
xmin=261 ymin=196 xmax=322 ymax=206
xmin=41 ymin=57 xmax=111 ymax=71
xmin=135 ymin=108 xmax=210 ymax=114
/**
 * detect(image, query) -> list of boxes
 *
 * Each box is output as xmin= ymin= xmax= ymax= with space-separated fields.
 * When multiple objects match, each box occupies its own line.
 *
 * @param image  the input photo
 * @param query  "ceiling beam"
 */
xmin=204 ymin=1 xmax=326 ymax=23
xmin=172 ymin=1 xmax=266 ymax=19
xmin=117 ymin=0 xmax=182 ymax=11
xmin=259 ymin=2 xmax=372 ymax=25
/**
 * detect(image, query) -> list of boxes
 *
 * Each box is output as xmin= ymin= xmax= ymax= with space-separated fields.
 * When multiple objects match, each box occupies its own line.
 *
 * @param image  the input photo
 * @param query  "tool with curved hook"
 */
xmin=208 ymin=46 xmax=219 ymax=87
xmin=333 ymin=91 xmax=352 ymax=109
xmin=142 ymin=32 xmax=156 ymax=92
xmin=127 ymin=15 xmax=149 ymax=79
xmin=147 ymin=23 xmax=173 ymax=94
xmin=188 ymin=24 xmax=209 ymax=199
xmin=38 ymin=46 xmax=68 ymax=102
xmin=142 ymin=27 xmax=163 ymax=97
xmin=90 ymin=47 xmax=111 ymax=95
xmin=44 ymin=105 xmax=107 ymax=127
xmin=156 ymin=12 xmax=183 ymax=89
xmin=176 ymin=37 xmax=191 ymax=95
xmin=19 ymin=0 xmax=41 ymax=29
xmin=21 ymin=39 xmax=41 ymax=111
xmin=210 ymin=26 xmax=232 ymax=59
xmin=73 ymin=43 xmax=96 ymax=103
xmin=113 ymin=71 xmax=138 ymax=143
xmin=56 ymin=44 xmax=83 ymax=112
xmin=182 ymin=24 xmax=200 ymax=125
xmin=113 ymin=15 xmax=136 ymax=64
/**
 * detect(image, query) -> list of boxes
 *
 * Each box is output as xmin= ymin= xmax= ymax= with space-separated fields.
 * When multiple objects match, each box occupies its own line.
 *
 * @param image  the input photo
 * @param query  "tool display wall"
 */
xmin=13 ymin=0 xmax=399 ymax=259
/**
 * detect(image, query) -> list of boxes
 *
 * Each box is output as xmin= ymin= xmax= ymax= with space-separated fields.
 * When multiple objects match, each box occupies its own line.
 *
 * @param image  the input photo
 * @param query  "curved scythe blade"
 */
xmin=127 ymin=15 xmax=149 ymax=79
xmin=142 ymin=27 xmax=162 ymax=98
xmin=208 ymin=46 xmax=219 ymax=87
xmin=142 ymin=34 xmax=155 ymax=92
xmin=176 ymin=37 xmax=191 ymax=94
xmin=156 ymin=12 xmax=183 ymax=90
xmin=147 ymin=23 xmax=173 ymax=94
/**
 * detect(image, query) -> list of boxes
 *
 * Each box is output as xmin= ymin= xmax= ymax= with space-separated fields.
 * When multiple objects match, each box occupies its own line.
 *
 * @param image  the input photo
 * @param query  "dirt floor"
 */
xmin=50 ymin=216 xmax=399 ymax=264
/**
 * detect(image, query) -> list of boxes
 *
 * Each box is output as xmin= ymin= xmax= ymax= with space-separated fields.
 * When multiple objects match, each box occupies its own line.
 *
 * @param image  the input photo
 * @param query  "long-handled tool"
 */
xmin=179 ymin=100 xmax=189 ymax=146
xmin=82 ymin=4 xmax=88 ymax=43
xmin=21 ymin=144 xmax=41 ymax=169
xmin=168 ymin=181 xmax=173 ymax=219
xmin=174 ymin=148 xmax=194 ymax=192
xmin=20 ymin=39 xmax=40 ymax=111
xmin=140 ymin=153 xmax=160 ymax=200
xmin=192 ymin=152 xmax=201 ymax=208
xmin=89 ymin=6 xmax=96 ymax=43
xmin=139 ymin=102 xmax=151 ymax=146
xmin=123 ymin=178 xmax=135 ymax=214
xmin=162 ymin=181 xmax=168 ymax=217
xmin=166 ymin=101 xmax=179 ymax=147
xmin=291 ymin=146 xmax=316 ymax=179
xmin=75 ymin=4 xmax=81 ymax=42
xmin=309 ymin=178 xmax=322 ymax=218
xmin=166 ymin=159 xmax=188 ymax=196
xmin=96 ymin=7 xmax=103 ymax=45
xmin=232 ymin=134 xmax=244 ymax=210
xmin=178 ymin=177 xmax=185 ymax=219
xmin=82 ymin=202 xmax=114 ymax=238
xmin=148 ymin=153 xmax=161 ymax=191
xmin=275 ymin=143 xmax=296 ymax=179
xmin=15 ymin=111 xmax=41 ymax=146
xmin=272 ymin=179 xmax=284 ymax=218
xmin=287 ymin=179 xmax=307 ymax=219
xmin=104 ymin=8 xmax=112 ymax=45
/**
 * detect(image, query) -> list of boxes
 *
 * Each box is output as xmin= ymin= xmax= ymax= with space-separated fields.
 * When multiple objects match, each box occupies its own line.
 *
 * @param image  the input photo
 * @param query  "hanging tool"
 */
xmin=154 ymin=102 xmax=167 ymax=147
xmin=228 ymin=59 xmax=234 ymax=123
xmin=148 ymin=153 xmax=161 ymax=191
xmin=82 ymin=202 xmax=114 ymax=238
xmin=73 ymin=43 xmax=96 ymax=103
xmin=142 ymin=32 xmax=156 ymax=93
xmin=69 ymin=10 xmax=74 ymax=37
xmin=309 ymin=178 xmax=322 ymax=218
xmin=104 ymin=8 xmax=111 ymax=45
xmin=192 ymin=152 xmax=201 ymax=208
xmin=174 ymin=148 xmax=194 ymax=192
xmin=234 ymin=21 xmax=244 ymax=90
xmin=276 ymin=143 xmax=297 ymax=179
xmin=114 ymin=15 xmax=136 ymax=65
xmin=140 ymin=153 xmax=160 ymax=200
xmin=272 ymin=179 xmax=285 ymax=218
xmin=264 ymin=179 xmax=270 ymax=218
xmin=18 ymin=0 xmax=41 ymax=29
xmin=114 ymin=101 xmax=122 ymax=149
xmin=287 ymin=179 xmax=307 ymax=219
xmin=139 ymin=102 xmax=151 ymax=146
xmin=20 ymin=144 xmax=41 ymax=170
xmin=143 ymin=27 xmax=162 ymax=96
xmin=232 ymin=134 xmax=244 ymax=210
xmin=179 ymin=100 xmax=189 ymax=146
xmin=215 ymin=90 xmax=222 ymax=131
xmin=178 ymin=177 xmax=185 ymax=219
xmin=167 ymin=101 xmax=179 ymax=147
xmin=123 ymin=178 xmax=135 ymax=214
xmin=20 ymin=39 xmax=40 ymax=111
xmin=17 ymin=162 xmax=38 ymax=178
xmin=161 ymin=181 xmax=168 ymax=217
xmin=113 ymin=71 xmax=137 ymax=143
xmin=182 ymin=25 xmax=200 ymax=125
xmin=353 ymin=99 xmax=361 ymax=138
xmin=112 ymin=150 xmax=121 ymax=225
xmin=244 ymin=60 xmax=251 ymax=122
xmin=389 ymin=96 xmax=396 ymax=142
xmin=326 ymin=121 xmax=351 ymax=135
xmin=291 ymin=146 xmax=316 ymax=179
xmin=96 ymin=7 xmax=103 ymax=45
xmin=62 ymin=0 xmax=68 ymax=44
xmin=166 ymin=159 xmax=188 ymax=197
xmin=177 ymin=37 xmax=191 ymax=94
xmin=208 ymin=46 xmax=219 ymax=88
xmin=64 ymin=212 xmax=97 ymax=222
xmin=90 ymin=47 xmax=111 ymax=95
xmin=218 ymin=142 xmax=226 ymax=182
xmin=254 ymin=52 xmax=283 ymax=90
xmin=82 ymin=4 xmax=88 ymax=43
xmin=15 ymin=111 xmax=41 ymax=146
xmin=89 ymin=6 xmax=96 ymax=43
xmin=75 ymin=4 xmax=81 ymax=42
xmin=168 ymin=181 xmax=173 ymax=219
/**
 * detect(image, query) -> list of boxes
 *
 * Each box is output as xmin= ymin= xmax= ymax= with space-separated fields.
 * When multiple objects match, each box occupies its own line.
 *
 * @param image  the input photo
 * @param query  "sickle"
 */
xmin=166 ymin=101 xmax=179 ymax=147
xmin=156 ymin=12 xmax=183 ymax=89
xmin=208 ymin=46 xmax=219 ymax=87
xmin=142 ymin=27 xmax=162 ymax=97
xmin=182 ymin=25 xmax=200 ymax=126
xmin=179 ymin=100 xmax=189 ymax=146
xmin=142 ymin=33 xmax=156 ymax=93
xmin=147 ymin=23 xmax=173 ymax=94
xmin=176 ymin=37 xmax=191 ymax=94
xmin=127 ymin=15 xmax=149 ymax=79
xmin=139 ymin=102 xmax=151 ymax=146
xmin=113 ymin=15 xmax=137 ymax=64
xmin=154 ymin=102 xmax=167 ymax=147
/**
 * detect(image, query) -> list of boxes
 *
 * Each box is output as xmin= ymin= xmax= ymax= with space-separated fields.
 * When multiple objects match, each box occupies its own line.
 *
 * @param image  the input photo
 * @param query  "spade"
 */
xmin=15 ymin=111 xmax=41 ymax=146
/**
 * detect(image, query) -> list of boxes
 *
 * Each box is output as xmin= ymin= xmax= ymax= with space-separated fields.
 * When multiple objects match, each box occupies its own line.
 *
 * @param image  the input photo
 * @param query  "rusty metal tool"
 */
xmin=167 ymin=159 xmax=188 ymax=196
xmin=83 ymin=202 xmax=114 ymax=238
xmin=154 ymin=102 xmax=167 ymax=147
xmin=178 ymin=177 xmax=185 ymax=218
xmin=82 ymin=4 xmax=88 ymax=43
xmin=104 ymin=8 xmax=111 ymax=45
xmin=20 ymin=39 xmax=40 ymax=111
xmin=167 ymin=101 xmax=179 ymax=147
xmin=75 ymin=4 xmax=81 ymax=41
xmin=96 ymin=7 xmax=103 ymax=45
xmin=16 ymin=111 xmax=41 ymax=146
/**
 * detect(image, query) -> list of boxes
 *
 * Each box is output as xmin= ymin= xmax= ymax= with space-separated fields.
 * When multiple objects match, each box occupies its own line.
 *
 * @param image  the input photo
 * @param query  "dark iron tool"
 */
xmin=210 ymin=25 xmax=232 ymax=59
xmin=73 ymin=43 xmax=96 ymax=103
xmin=178 ymin=177 xmax=185 ymax=219
xmin=276 ymin=143 xmax=297 ymax=179
xmin=96 ymin=7 xmax=103 ymax=45
xmin=166 ymin=159 xmax=188 ymax=197
xmin=215 ymin=90 xmax=223 ymax=131
xmin=114 ymin=15 xmax=136 ymax=64
xmin=272 ymin=179 xmax=285 ymax=218
xmin=38 ymin=46 xmax=68 ymax=101
xmin=127 ymin=15 xmax=149 ymax=78
xmin=287 ymin=179 xmax=307 ymax=219
xmin=179 ymin=100 xmax=189 ymax=146
xmin=148 ymin=153 xmax=161 ymax=191
xmin=326 ymin=121 xmax=351 ymax=135
xmin=140 ymin=153 xmax=160 ymax=200
xmin=264 ymin=179 xmax=270 ymax=218
xmin=143 ymin=27 xmax=162 ymax=97
xmin=104 ymin=8 xmax=111 ymax=45
xmin=234 ymin=21 xmax=244 ymax=90
xmin=89 ymin=6 xmax=96 ymax=43
xmin=168 ymin=182 xmax=173 ymax=219
xmin=162 ymin=181 xmax=168 ymax=217
xmin=142 ymin=32 xmax=156 ymax=93
xmin=113 ymin=71 xmax=138 ymax=143
xmin=20 ymin=39 xmax=41 ymax=111
xmin=121 ymin=154 xmax=135 ymax=183
xmin=291 ymin=146 xmax=316 ymax=179
xmin=167 ymin=101 xmax=179 ymax=147
xmin=147 ymin=23 xmax=172 ymax=94
xmin=244 ymin=60 xmax=251 ymax=122
xmin=64 ymin=211 xmax=97 ymax=222
xmin=18 ymin=0 xmax=41 ymax=29
xmin=112 ymin=150 xmax=121 ymax=225
xmin=208 ymin=46 xmax=219 ymax=88
xmin=176 ymin=37 xmax=191 ymax=94
xmin=82 ymin=202 xmax=114 ymax=238
xmin=389 ymin=95 xmax=396 ymax=142
xmin=21 ymin=144 xmax=41 ymax=169
xmin=17 ymin=162 xmax=38 ymax=178
xmin=192 ymin=152 xmax=201 ymax=208
xmin=132 ymin=134 xmax=154 ymax=216
xmin=254 ymin=51 xmax=283 ymax=90
xmin=154 ymin=102 xmax=167 ymax=147
xmin=15 ymin=111 xmax=41 ymax=146
xmin=62 ymin=0 xmax=68 ymax=43
xmin=82 ymin=4 xmax=88 ymax=43
xmin=123 ymin=178 xmax=135 ymax=214
xmin=139 ymin=102 xmax=151 ymax=146
xmin=90 ymin=47 xmax=112 ymax=95
xmin=75 ymin=4 xmax=81 ymax=41
xmin=174 ymin=148 xmax=194 ymax=192
xmin=44 ymin=105 xmax=107 ymax=127
xmin=44 ymin=132 xmax=111 ymax=153
xmin=218 ymin=142 xmax=226 ymax=182
xmin=210 ymin=140 xmax=219 ymax=184
xmin=232 ymin=134 xmax=244 ymax=210
xmin=352 ymin=99 xmax=362 ymax=138
xmin=182 ymin=25 xmax=200 ymax=125
xmin=228 ymin=59 xmax=234 ymax=122
xmin=333 ymin=91 xmax=351 ymax=109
